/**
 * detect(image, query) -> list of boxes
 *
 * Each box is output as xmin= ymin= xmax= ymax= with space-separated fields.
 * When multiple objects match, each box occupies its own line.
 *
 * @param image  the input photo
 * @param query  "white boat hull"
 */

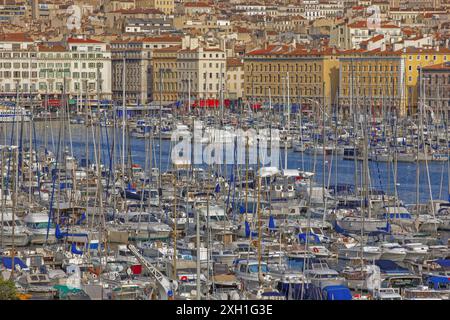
xmin=379 ymin=251 xmax=406 ymax=262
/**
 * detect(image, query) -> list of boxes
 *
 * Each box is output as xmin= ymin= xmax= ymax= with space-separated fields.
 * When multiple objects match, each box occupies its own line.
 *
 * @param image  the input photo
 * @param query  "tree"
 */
xmin=0 ymin=278 xmax=18 ymax=300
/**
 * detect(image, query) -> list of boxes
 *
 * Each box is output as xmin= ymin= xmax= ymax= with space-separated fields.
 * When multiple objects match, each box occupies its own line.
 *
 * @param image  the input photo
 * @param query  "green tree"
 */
xmin=0 ymin=278 xmax=18 ymax=300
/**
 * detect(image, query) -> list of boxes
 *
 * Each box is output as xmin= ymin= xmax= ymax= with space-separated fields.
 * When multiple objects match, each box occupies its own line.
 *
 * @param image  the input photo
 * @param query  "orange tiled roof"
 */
xmin=422 ymin=62 xmax=450 ymax=70
xmin=141 ymin=36 xmax=182 ymax=43
xmin=227 ymin=57 xmax=243 ymax=67
xmin=0 ymin=33 xmax=33 ymax=42
xmin=153 ymin=45 xmax=182 ymax=53
xmin=38 ymin=44 xmax=66 ymax=52
xmin=67 ymin=37 xmax=104 ymax=44
xmin=110 ymin=8 xmax=164 ymax=14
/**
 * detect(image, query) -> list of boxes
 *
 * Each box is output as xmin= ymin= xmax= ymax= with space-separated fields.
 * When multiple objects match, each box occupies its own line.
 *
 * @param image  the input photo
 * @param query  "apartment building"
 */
xmin=177 ymin=47 xmax=226 ymax=102
xmin=152 ymin=45 xmax=180 ymax=103
xmin=135 ymin=0 xmax=175 ymax=15
xmin=421 ymin=62 xmax=450 ymax=118
xmin=110 ymin=35 xmax=182 ymax=104
xmin=401 ymin=47 xmax=450 ymax=114
xmin=338 ymin=50 xmax=404 ymax=116
xmin=330 ymin=21 xmax=402 ymax=50
xmin=0 ymin=35 xmax=112 ymax=102
xmin=226 ymin=57 xmax=244 ymax=100
xmin=243 ymin=45 xmax=339 ymax=110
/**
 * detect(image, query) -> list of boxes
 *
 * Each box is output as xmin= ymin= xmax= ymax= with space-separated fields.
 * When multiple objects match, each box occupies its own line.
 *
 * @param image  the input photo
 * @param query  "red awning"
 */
xmin=192 ymin=99 xmax=230 ymax=108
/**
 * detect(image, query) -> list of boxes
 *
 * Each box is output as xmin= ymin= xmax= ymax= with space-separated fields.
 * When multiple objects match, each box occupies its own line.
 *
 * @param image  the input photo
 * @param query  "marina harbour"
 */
xmin=1 ymin=0 xmax=450 ymax=306
xmin=1 ymin=105 xmax=450 ymax=301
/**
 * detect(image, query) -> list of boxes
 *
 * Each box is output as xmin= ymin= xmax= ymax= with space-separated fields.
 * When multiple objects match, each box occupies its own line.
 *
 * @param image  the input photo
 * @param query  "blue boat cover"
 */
xmin=71 ymin=243 xmax=83 ymax=255
xmin=1 ymin=257 xmax=28 ymax=270
xmin=427 ymin=276 xmax=450 ymax=289
xmin=55 ymin=224 xmax=89 ymax=240
xmin=322 ymin=285 xmax=352 ymax=300
xmin=375 ymin=260 xmax=409 ymax=274
xmin=245 ymin=221 xmax=250 ymax=238
xmin=76 ymin=213 xmax=86 ymax=225
xmin=435 ymin=259 xmax=450 ymax=268
xmin=333 ymin=220 xmax=351 ymax=237
xmin=298 ymin=233 xmax=321 ymax=244
xmin=268 ymin=216 xmax=276 ymax=230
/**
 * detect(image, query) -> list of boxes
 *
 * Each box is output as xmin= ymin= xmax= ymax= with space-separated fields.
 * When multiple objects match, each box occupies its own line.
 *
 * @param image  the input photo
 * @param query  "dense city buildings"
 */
xmin=3 ymin=0 xmax=450 ymax=306
xmin=0 ymin=0 xmax=448 ymax=115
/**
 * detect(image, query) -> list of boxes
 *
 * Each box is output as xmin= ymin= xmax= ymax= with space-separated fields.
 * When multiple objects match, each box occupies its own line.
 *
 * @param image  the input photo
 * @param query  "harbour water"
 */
xmin=3 ymin=122 xmax=448 ymax=205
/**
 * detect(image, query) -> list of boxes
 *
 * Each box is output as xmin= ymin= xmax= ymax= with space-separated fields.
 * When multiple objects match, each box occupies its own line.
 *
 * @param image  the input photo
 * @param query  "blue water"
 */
xmin=2 ymin=122 xmax=448 ymax=205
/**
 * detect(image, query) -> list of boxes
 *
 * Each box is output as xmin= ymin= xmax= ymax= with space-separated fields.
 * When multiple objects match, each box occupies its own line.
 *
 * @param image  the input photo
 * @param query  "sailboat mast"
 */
xmin=122 ymin=56 xmax=127 ymax=211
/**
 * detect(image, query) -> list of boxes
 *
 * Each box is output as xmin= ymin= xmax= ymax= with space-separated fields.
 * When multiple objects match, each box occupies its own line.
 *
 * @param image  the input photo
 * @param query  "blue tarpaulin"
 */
xmin=1 ymin=257 xmax=28 ymax=270
xmin=427 ymin=276 xmax=450 ymax=290
xmin=322 ymin=285 xmax=352 ymax=300
xmin=435 ymin=259 xmax=450 ymax=268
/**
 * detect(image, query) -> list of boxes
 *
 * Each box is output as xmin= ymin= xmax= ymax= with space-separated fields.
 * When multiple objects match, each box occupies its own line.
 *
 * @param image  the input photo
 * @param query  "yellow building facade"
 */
xmin=401 ymin=47 xmax=450 ymax=115
xmin=338 ymin=50 xmax=405 ymax=116
xmin=152 ymin=45 xmax=180 ymax=103
xmin=135 ymin=0 xmax=174 ymax=14
xmin=243 ymin=45 xmax=339 ymax=111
